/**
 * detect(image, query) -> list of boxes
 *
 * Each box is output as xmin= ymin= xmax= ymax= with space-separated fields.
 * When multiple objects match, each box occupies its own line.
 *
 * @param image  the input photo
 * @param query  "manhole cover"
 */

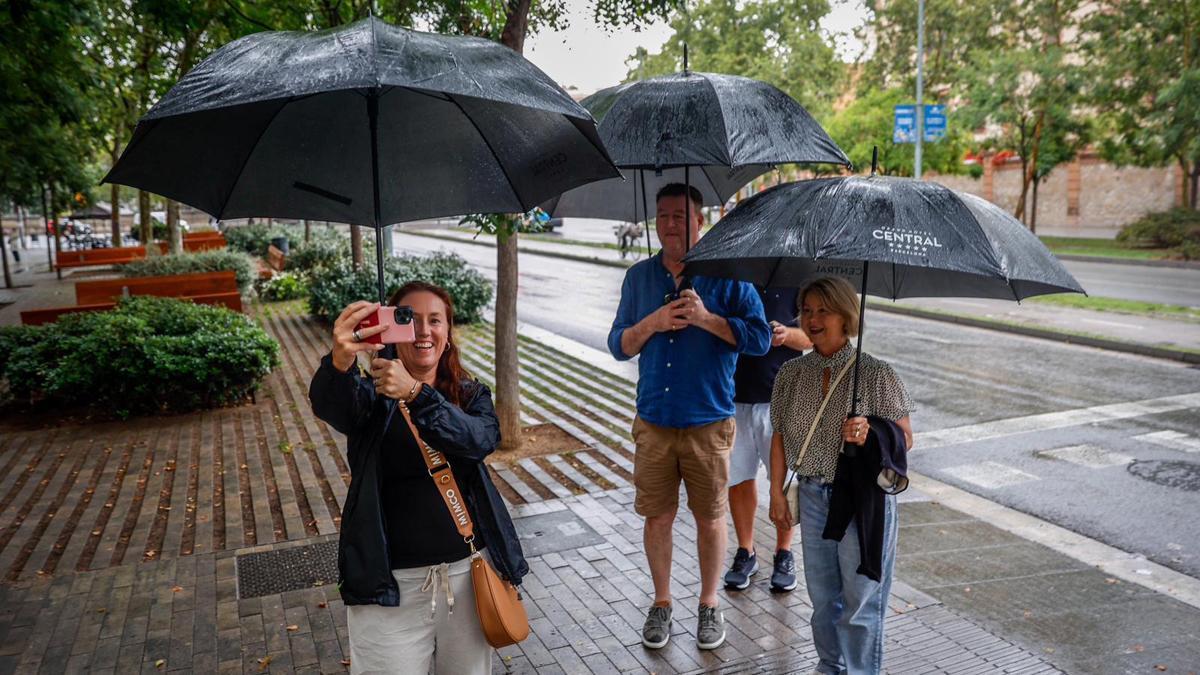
xmin=1127 ymin=460 xmax=1200 ymax=492
xmin=236 ymin=540 xmax=338 ymax=599
xmin=513 ymin=510 xmax=605 ymax=558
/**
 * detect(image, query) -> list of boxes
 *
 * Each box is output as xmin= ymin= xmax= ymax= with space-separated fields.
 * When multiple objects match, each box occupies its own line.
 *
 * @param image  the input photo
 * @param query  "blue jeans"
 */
xmin=798 ymin=477 xmax=897 ymax=675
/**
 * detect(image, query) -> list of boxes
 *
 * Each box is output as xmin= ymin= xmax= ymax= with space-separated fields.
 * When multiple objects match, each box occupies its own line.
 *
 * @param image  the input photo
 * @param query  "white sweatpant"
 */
xmin=346 ymin=553 xmax=492 ymax=674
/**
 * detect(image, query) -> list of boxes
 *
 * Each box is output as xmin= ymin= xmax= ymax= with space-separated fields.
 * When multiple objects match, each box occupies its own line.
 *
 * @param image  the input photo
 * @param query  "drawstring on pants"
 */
xmin=420 ymin=562 xmax=454 ymax=618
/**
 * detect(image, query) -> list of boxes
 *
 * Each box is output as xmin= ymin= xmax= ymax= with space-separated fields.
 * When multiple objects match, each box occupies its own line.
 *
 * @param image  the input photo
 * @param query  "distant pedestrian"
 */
xmin=608 ymin=183 xmax=771 ymax=651
xmin=768 ymin=276 xmax=914 ymax=675
xmin=723 ymin=286 xmax=811 ymax=593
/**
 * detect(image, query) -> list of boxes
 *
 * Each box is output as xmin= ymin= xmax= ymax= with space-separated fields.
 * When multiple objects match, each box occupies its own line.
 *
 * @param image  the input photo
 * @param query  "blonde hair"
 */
xmin=798 ymin=276 xmax=861 ymax=338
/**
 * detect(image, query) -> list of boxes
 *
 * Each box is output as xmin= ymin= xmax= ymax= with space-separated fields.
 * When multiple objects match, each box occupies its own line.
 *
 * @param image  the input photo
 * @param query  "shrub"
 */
xmin=0 ymin=297 xmax=279 ymax=416
xmin=307 ymin=251 xmax=492 ymax=324
xmin=1116 ymin=209 xmax=1200 ymax=251
xmin=224 ymin=221 xmax=348 ymax=257
xmin=288 ymin=237 xmax=350 ymax=275
xmin=255 ymin=272 xmax=309 ymax=302
xmin=119 ymin=250 xmax=257 ymax=293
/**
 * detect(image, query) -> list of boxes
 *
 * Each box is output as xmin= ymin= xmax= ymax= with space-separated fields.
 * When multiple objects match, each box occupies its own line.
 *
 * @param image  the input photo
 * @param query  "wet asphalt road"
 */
xmin=547 ymin=218 xmax=1200 ymax=307
xmin=396 ymin=232 xmax=1200 ymax=580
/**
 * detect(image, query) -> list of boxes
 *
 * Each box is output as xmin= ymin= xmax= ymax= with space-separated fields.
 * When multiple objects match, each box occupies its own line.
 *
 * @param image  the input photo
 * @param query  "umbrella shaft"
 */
xmin=369 ymin=89 xmax=386 ymax=303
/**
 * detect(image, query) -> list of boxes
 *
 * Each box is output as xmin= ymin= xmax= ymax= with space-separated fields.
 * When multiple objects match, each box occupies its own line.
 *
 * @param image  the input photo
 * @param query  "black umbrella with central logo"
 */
xmin=682 ymin=167 xmax=1085 ymax=440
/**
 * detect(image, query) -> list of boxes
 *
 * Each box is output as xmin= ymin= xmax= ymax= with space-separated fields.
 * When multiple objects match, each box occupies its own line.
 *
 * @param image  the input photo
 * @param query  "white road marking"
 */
xmin=940 ymin=461 xmax=1040 ymax=489
xmin=1035 ymin=444 xmax=1134 ymax=468
xmin=917 ymin=392 xmax=1200 ymax=449
xmin=1136 ymin=430 xmax=1200 ymax=453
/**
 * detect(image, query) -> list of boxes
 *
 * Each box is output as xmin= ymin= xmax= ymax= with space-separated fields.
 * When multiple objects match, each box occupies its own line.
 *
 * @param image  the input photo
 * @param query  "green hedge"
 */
xmin=307 ymin=251 xmax=492 ymax=324
xmin=254 ymin=272 xmax=309 ymax=302
xmin=224 ymin=221 xmax=347 ymax=257
xmin=1116 ymin=208 xmax=1200 ymax=259
xmin=119 ymin=250 xmax=256 ymax=293
xmin=0 ymin=297 xmax=279 ymax=417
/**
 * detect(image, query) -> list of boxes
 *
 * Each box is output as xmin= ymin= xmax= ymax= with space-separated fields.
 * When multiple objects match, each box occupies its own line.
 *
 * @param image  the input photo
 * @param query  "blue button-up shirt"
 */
xmin=608 ymin=254 xmax=771 ymax=428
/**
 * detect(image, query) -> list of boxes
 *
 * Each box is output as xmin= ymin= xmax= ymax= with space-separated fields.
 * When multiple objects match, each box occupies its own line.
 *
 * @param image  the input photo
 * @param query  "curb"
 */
xmin=404 ymin=230 xmax=1200 ymax=366
xmin=871 ymin=302 xmax=1200 ymax=365
xmin=1055 ymin=253 xmax=1200 ymax=270
xmin=405 ymin=230 xmax=633 ymax=269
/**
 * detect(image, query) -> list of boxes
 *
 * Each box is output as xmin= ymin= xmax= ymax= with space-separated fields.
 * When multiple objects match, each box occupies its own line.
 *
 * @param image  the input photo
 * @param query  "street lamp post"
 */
xmin=915 ymin=0 xmax=926 ymax=179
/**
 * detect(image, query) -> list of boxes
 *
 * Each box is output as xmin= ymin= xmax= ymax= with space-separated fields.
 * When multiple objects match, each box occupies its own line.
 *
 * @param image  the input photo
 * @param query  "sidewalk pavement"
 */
xmin=399 ymin=225 xmax=1200 ymax=363
xmin=1 ymin=265 xmax=1198 ymax=673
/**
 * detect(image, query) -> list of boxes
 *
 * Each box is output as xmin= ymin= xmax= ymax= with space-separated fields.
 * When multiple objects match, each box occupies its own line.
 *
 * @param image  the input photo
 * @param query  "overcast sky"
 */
xmin=524 ymin=0 xmax=870 ymax=95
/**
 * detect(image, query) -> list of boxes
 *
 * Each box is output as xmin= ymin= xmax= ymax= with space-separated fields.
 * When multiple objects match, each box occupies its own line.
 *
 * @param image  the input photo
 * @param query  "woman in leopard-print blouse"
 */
xmin=767 ymin=276 xmax=914 ymax=675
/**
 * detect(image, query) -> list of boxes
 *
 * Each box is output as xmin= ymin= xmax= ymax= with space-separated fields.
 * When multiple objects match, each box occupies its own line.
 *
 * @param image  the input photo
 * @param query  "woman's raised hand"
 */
xmin=331 ymin=301 xmax=386 ymax=372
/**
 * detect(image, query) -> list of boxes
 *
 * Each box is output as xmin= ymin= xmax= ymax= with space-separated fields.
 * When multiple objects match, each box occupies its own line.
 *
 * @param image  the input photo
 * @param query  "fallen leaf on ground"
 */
xmin=1105 ymin=578 xmax=1119 ymax=584
xmin=317 ymin=602 xmax=327 ymax=609
xmin=1155 ymin=666 xmax=1167 ymax=672
xmin=340 ymin=659 xmax=351 ymax=667
xmin=155 ymin=659 xmax=165 ymax=669
xmin=286 ymin=624 xmax=299 ymax=632
xmin=258 ymin=656 xmax=272 ymax=671
xmin=171 ymin=586 xmax=183 ymax=593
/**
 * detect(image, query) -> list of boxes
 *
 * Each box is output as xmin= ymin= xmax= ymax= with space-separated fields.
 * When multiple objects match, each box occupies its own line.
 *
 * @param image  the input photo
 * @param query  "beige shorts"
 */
xmin=631 ymin=416 xmax=735 ymax=520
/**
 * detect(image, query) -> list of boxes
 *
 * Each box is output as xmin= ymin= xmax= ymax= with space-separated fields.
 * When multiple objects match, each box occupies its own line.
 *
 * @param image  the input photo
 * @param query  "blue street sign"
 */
xmin=924 ymin=104 xmax=947 ymax=142
xmin=894 ymin=104 xmax=947 ymax=143
xmin=893 ymin=105 xmax=916 ymax=144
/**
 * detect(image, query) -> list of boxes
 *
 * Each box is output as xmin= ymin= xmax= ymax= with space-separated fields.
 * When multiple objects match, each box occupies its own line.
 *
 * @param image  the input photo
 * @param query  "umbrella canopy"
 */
xmin=104 ymin=16 xmax=618 ymax=228
xmin=682 ymin=175 xmax=1085 ymax=301
xmin=583 ymin=72 xmax=851 ymax=170
xmin=541 ymin=164 xmax=769 ymax=222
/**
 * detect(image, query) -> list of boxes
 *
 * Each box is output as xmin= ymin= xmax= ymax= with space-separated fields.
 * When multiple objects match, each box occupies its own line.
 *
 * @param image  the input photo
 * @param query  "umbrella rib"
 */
xmin=445 ymin=93 xmax=528 ymax=213
xmin=215 ymin=97 xmax=293 ymax=220
xmin=701 ymin=75 xmax=735 ymax=166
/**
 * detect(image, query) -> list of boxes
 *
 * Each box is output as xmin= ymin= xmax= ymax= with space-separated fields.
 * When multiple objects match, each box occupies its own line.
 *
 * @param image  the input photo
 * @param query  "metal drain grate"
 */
xmin=236 ymin=540 xmax=338 ymax=599
xmin=513 ymin=510 xmax=605 ymax=558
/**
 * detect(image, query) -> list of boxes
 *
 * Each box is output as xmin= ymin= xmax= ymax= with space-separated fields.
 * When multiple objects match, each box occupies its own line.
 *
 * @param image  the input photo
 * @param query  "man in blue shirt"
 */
xmin=608 ymin=183 xmax=771 ymax=652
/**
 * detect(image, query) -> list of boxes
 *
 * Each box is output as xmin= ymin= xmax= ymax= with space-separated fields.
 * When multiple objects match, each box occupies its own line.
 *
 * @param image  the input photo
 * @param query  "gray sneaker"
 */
xmin=696 ymin=604 xmax=726 ymax=649
xmin=642 ymin=604 xmax=672 ymax=649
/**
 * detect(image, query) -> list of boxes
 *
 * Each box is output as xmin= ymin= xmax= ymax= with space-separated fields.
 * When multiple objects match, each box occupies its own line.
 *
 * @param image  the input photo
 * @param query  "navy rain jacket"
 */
xmin=309 ymin=353 xmax=528 ymax=606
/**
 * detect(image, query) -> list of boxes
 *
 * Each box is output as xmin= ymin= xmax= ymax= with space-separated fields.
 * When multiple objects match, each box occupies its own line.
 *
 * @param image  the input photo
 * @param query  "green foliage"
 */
xmin=1116 ymin=209 xmax=1200 ymax=258
xmin=1082 ymin=0 xmax=1200 ymax=189
xmin=307 ymin=252 xmax=493 ymax=324
xmin=119 ymin=250 xmax=257 ymax=293
xmin=822 ymin=87 xmax=970 ymax=176
xmin=255 ymin=272 xmax=310 ymax=302
xmin=288 ymin=234 xmax=355 ymax=274
xmin=623 ymin=0 xmax=844 ymax=119
xmin=0 ymin=297 xmax=279 ymax=416
xmin=223 ymin=222 xmax=295 ymax=256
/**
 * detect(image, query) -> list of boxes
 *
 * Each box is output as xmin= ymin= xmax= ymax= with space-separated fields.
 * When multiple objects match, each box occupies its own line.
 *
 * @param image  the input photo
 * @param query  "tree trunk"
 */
xmin=167 ymin=199 xmax=182 ymax=254
xmin=1032 ymin=176 xmax=1041 ymax=234
xmin=492 ymin=0 xmax=534 ymax=453
xmin=1191 ymin=163 xmax=1199 ymax=210
xmin=138 ymin=189 xmax=152 ymax=247
xmin=0 ymin=219 xmax=12 ymax=289
xmin=494 ymin=226 xmax=522 ymax=451
xmin=1014 ymin=112 xmax=1045 ymax=225
xmin=110 ymin=182 xmax=122 ymax=246
xmin=18 ymin=204 xmax=28 ymax=248
xmin=50 ymin=184 xmax=63 ymax=279
xmin=350 ymin=224 xmax=363 ymax=270
xmin=303 ymin=219 xmax=311 ymax=243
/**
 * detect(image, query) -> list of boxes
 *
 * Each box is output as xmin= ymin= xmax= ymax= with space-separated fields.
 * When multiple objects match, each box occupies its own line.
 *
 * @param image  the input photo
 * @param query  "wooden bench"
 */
xmin=75 ymin=270 xmax=238 ymax=305
xmin=56 ymin=246 xmax=150 ymax=271
xmin=20 ymin=271 xmax=242 ymax=326
xmin=267 ymin=244 xmax=286 ymax=271
xmin=19 ymin=292 xmax=243 ymax=326
xmin=183 ymin=231 xmax=227 ymax=251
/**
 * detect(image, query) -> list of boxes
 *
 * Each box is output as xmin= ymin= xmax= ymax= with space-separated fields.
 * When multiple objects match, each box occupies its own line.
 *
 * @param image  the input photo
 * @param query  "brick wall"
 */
xmin=931 ymin=154 xmax=1181 ymax=238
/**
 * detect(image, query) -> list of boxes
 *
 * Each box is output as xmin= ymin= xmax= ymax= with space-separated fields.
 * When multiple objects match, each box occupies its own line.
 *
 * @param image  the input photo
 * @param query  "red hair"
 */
xmin=388 ymin=281 xmax=474 ymax=408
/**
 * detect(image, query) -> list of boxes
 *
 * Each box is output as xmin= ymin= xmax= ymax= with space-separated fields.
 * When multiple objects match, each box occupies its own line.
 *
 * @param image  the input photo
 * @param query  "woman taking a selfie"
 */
xmin=767 ymin=276 xmax=914 ymax=675
xmin=309 ymin=281 xmax=527 ymax=674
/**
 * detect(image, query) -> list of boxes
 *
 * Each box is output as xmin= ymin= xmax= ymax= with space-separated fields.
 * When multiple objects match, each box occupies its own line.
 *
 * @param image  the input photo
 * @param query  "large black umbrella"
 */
xmin=540 ymin=59 xmax=851 ymax=254
xmin=105 ymin=16 xmax=618 ymax=301
xmin=682 ymin=171 xmax=1085 ymax=436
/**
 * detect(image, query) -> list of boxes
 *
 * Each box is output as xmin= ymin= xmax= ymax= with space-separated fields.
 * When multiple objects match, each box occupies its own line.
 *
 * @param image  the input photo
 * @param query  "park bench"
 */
xmin=182 ymin=231 xmax=227 ymax=251
xmin=20 ymin=270 xmax=242 ymax=325
xmin=55 ymin=246 xmax=151 ymax=273
xmin=259 ymin=243 xmax=287 ymax=279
